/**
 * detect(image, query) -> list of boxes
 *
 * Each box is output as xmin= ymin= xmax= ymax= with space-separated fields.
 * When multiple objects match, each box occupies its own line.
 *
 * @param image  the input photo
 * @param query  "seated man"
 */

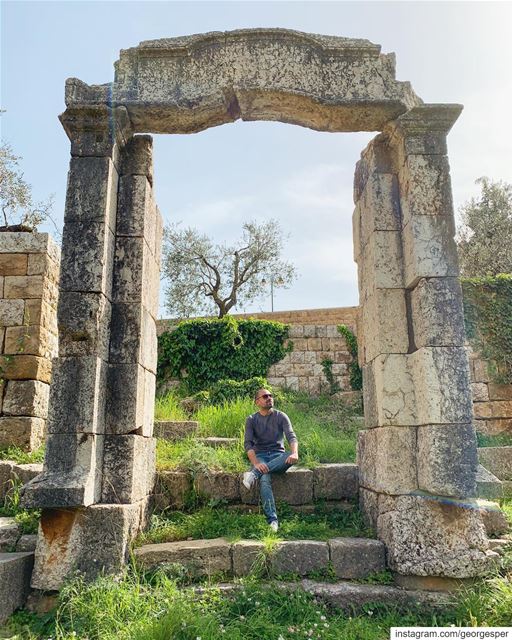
xmin=242 ymin=388 xmax=299 ymax=531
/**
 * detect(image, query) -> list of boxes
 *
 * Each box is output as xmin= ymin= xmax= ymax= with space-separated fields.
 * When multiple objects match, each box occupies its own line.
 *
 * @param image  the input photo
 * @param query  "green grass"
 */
xmin=0 ymin=444 xmax=45 ymax=464
xmin=135 ymin=503 xmax=372 ymax=547
xmin=5 ymin=554 xmax=512 ymax=640
xmin=155 ymin=391 xmax=361 ymax=471
xmin=154 ymin=392 xmax=189 ymax=422
xmin=0 ymin=479 xmax=40 ymax=535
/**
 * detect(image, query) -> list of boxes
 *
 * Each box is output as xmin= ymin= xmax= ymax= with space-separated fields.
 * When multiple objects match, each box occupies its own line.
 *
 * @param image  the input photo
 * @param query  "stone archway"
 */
xmin=23 ymin=29 xmax=491 ymax=589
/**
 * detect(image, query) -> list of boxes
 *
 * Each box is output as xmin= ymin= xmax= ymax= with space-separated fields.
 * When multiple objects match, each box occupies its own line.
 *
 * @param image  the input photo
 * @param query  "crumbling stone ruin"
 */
xmin=18 ymin=28 xmax=498 ymax=589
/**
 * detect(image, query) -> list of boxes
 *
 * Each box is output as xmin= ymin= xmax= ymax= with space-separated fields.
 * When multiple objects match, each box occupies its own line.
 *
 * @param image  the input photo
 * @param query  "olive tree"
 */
xmin=162 ymin=219 xmax=297 ymax=318
xmin=457 ymin=177 xmax=512 ymax=277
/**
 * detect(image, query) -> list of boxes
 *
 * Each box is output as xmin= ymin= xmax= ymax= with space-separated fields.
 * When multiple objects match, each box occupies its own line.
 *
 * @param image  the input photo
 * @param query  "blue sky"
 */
xmin=1 ymin=1 xmax=511 ymax=316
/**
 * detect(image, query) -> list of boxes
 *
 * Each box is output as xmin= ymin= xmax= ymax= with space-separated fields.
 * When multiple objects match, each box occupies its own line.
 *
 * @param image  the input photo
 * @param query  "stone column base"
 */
xmin=31 ymin=499 xmax=150 ymax=590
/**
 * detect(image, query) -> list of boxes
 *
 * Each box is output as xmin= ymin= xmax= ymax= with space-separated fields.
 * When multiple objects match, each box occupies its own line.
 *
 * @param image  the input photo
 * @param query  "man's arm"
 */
xmin=282 ymin=413 xmax=299 ymax=464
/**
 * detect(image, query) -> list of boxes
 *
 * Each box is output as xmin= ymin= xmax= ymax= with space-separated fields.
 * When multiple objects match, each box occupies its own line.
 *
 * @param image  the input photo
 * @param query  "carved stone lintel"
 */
xmin=59 ymin=105 xmax=133 ymax=158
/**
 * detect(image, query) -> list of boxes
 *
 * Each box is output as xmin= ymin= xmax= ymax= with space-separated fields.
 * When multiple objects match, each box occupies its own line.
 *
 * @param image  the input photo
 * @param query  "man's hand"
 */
xmin=254 ymin=461 xmax=270 ymax=473
xmin=286 ymin=452 xmax=299 ymax=465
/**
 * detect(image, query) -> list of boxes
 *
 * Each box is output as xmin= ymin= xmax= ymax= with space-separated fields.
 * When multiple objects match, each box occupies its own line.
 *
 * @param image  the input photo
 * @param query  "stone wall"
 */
xmin=469 ymin=348 xmax=512 ymax=437
xmin=0 ymin=232 xmax=60 ymax=450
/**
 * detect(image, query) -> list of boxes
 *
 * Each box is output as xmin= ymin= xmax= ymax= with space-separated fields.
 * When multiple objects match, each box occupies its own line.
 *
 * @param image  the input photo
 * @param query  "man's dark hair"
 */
xmin=254 ymin=388 xmax=267 ymax=400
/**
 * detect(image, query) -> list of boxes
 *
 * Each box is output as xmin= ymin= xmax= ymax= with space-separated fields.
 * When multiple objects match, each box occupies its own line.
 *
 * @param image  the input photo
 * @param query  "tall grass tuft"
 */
xmin=154 ymin=391 xmax=188 ymax=422
xmin=195 ymin=397 xmax=254 ymax=438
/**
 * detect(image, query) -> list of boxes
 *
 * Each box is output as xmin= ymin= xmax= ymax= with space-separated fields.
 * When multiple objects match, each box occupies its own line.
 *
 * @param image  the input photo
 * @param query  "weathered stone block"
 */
xmin=64 ymin=156 xmax=118 ymax=231
xmin=417 ymin=423 xmax=477 ymax=497
xmin=313 ymin=463 xmax=359 ymax=500
xmin=477 ymin=500 xmax=510 ymax=537
xmin=403 ymin=215 xmax=458 ymax=289
xmin=106 ymin=363 xmax=149 ymax=435
xmin=154 ymin=420 xmax=198 ymax=440
xmin=0 ymin=232 xmax=57 ymax=256
xmin=476 ymin=465 xmax=503 ymax=502
xmin=58 ymin=292 xmax=111 ymax=359
xmin=121 ymin=135 xmax=154 ymax=182
xmin=474 ymin=418 xmax=512 ymax=437
xmin=112 ymin=236 xmax=148 ymax=303
xmin=0 ymin=517 xmax=20 ymax=552
xmin=0 ymin=254 xmax=27 ymax=276
xmin=4 ymin=276 xmax=46 ymax=299
xmin=60 ymin=221 xmax=115 ymax=296
xmin=271 ymin=468 xmax=313 ymax=505
xmin=377 ymin=494 xmax=492 ymax=577
xmin=478 ymin=447 xmax=512 ymax=481
xmin=31 ymin=501 xmax=144 ymax=590
xmin=0 ymin=299 xmax=24 ymax=326
xmin=232 ymin=540 xmax=265 ymax=576
xmin=24 ymin=299 xmax=57 ymax=331
xmin=360 ymin=288 xmax=408 ymax=363
xmin=411 ymin=347 xmax=473 ymax=425
xmin=329 ymin=537 xmax=385 ymax=579
xmin=26 ymin=253 xmax=60 ymax=279
xmin=363 ymin=354 xmax=417 ymax=427
xmin=410 ymin=277 xmax=465 ymax=348
xmin=270 ymin=540 xmax=328 ymax=576
xmin=48 ymin=356 xmax=107 ymax=434
xmin=110 ymin=303 xmax=157 ymax=373
xmin=153 ymin=470 xmax=192 ymax=510
xmin=472 ymin=359 xmax=492 ymax=383
xmin=359 ymin=173 xmax=401 ymax=250
xmin=474 ymin=401 xmax=512 ymax=420
xmin=195 ymin=472 xmax=240 ymax=503
xmin=0 ymin=461 xmax=14 ymax=502
xmin=134 ymin=538 xmax=232 ymax=576
xmin=11 ymin=463 xmax=43 ymax=487
xmin=488 ymin=384 xmax=512 ymax=401
xmin=117 ymin=175 xmax=156 ymax=246
xmin=471 ymin=383 xmax=489 ymax=403
xmin=0 ymin=417 xmax=45 ymax=450
xmin=21 ymin=433 xmax=103 ymax=508
xmin=357 ymin=427 xmax=417 ymax=494
xmin=3 ymin=379 xmax=50 ymax=418
xmin=16 ymin=534 xmax=37 ymax=552
xmin=359 ymin=487 xmax=379 ymax=530
xmin=101 ymin=435 xmax=156 ymax=503
xmin=0 ymin=552 xmax=34 ymax=623
xmin=288 ymin=325 xmax=304 ymax=338
xmin=400 ymin=154 xmax=453 ymax=226
xmin=0 ymin=355 xmax=52 ymax=383
xmin=4 ymin=324 xmax=57 ymax=359
xmin=359 ymin=230 xmax=404 ymax=290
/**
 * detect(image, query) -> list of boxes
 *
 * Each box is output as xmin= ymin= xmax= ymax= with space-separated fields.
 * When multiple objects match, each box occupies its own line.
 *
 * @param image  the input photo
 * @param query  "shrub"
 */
xmin=337 ymin=324 xmax=362 ymax=391
xmin=209 ymin=376 xmax=270 ymax=404
xmin=157 ymin=316 xmax=291 ymax=392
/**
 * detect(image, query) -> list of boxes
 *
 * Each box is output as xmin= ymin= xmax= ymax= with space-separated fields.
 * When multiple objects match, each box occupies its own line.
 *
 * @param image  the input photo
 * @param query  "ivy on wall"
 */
xmin=337 ymin=324 xmax=362 ymax=391
xmin=157 ymin=316 xmax=291 ymax=392
xmin=461 ymin=274 xmax=512 ymax=384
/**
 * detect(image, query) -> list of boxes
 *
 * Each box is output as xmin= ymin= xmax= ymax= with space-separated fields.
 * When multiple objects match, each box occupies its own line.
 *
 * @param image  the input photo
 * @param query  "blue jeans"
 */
xmin=251 ymin=450 xmax=293 ymax=523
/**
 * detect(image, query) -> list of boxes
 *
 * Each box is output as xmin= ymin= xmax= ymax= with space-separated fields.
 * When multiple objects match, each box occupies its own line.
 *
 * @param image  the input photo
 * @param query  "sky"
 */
xmin=1 ymin=1 xmax=511 ymax=317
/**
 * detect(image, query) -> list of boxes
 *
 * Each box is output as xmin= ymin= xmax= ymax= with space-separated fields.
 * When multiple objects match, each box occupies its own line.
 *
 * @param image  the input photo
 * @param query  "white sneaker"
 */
xmin=269 ymin=521 xmax=279 ymax=532
xmin=242 ymin=471 xmax=256 ymax=490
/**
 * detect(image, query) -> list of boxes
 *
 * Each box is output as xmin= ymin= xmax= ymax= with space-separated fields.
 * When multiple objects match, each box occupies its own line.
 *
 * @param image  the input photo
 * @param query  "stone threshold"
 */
xmin=191 ymin=579 xmax=453 ymax=609
xmin=154 ymin=463 xmax=359 ymax=510
xmin=135 ymin=536 xmax=385 ymax=580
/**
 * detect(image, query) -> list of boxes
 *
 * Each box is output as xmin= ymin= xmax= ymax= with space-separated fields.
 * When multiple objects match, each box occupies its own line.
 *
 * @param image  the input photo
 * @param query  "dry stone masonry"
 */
xmin=0 ymin=233 xmax=60 ymax=451
xmin=20 ymin=28 xmax=499 ymax=589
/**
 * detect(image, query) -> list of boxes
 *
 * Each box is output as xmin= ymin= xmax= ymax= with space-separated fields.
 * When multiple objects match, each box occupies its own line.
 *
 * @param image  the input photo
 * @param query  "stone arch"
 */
xmin=23 ymin=29 xmax=492 ymax=589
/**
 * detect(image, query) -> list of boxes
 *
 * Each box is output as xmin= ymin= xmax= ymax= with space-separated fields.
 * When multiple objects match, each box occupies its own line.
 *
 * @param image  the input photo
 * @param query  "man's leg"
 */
xmin=251 ymin=451 xmax=293 ymax=524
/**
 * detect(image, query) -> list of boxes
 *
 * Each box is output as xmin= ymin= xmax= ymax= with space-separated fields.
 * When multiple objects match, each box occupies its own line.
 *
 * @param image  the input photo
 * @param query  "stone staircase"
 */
xmin=478 ymin=446 xmax=512 ymax=498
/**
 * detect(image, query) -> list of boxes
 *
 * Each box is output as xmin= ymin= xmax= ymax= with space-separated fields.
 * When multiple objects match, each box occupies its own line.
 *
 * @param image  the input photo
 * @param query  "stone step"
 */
xmin=154 ymin=420 xmax=199 ymax=441
xmin=0 ymin=461 xmax=43 ymax=503
xmin=477 ymin=499 xmax=510 ymax=537
xmin=478 ymin=446 xmax=512 ymax=481
xmin=476 ymin=464 xmax=503 ymax=501
xmin=154 ymin=463 xmax=359 ymax=510
xmin=0 ymin=552 xmax=34 ymax=623
xmin=196 ymin=437 xmax=238 ymax=448
xmin=0 ymin=517 xmax=20 ymax=552
xmin=191 ymin=579 xmax=450 ymax=613
xmin=135 ymin=536 xmax=385 ymax=580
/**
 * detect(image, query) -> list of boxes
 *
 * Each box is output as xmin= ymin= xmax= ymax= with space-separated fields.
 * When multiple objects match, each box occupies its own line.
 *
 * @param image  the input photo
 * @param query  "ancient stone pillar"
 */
xmin=22 ymin=107 xmax=160 ymax=590
xmin=354 ymin=105 xmax=493 ymax=583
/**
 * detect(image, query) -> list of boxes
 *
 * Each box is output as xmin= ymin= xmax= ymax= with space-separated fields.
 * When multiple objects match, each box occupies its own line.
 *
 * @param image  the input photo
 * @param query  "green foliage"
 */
xmin=337 ymin=324 xmax=362 ymax=391
xmin=157 ymin=316 xmax=291 ymax=393
xmin=156 ymin=438 xmax=246 ymax=474
xmin=154 ymin=393 xmax=188 ymax=422
xmin=0 ymin=444 xmax=45 ymax=464
xmin=0 ymin=477 xmax=40 ymax=534
xmin=462 ymin=274 xmax=512 ymax=383
xmin=320 ymin=358 xmax=340 ymax=395
xmin=195 ymin=396 xmax=255 ymax=438
xmin=209 ymin=376 xmax=269 ymax=404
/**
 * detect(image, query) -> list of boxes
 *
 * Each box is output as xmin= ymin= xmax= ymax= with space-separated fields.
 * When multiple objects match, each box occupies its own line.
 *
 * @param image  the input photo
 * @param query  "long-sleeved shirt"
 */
xmin=244 ymin=409 xmax=298 ymax=454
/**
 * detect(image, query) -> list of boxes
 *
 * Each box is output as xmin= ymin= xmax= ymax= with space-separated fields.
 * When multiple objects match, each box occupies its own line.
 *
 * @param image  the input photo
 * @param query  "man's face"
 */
xmin=255 ymin=389 xmax=274 ymax=410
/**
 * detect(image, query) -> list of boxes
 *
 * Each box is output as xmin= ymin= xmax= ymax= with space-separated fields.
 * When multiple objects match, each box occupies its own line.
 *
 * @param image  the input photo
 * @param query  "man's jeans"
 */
xmin=251 ymin=450 xmax=293 ymax=524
